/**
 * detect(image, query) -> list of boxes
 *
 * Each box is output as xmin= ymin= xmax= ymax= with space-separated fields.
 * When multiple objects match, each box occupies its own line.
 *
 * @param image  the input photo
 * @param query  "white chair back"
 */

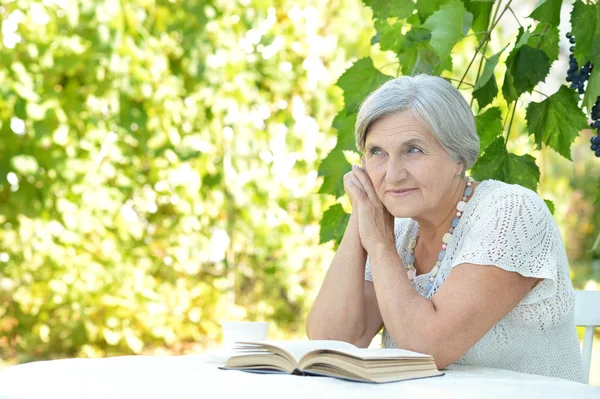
xmin=574 ymin=290 xmax=600 ymax=384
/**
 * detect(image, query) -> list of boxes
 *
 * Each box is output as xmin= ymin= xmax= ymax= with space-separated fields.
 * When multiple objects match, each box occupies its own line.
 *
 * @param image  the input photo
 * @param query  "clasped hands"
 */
xmin=344 ymin=158 xmax=395 ymax=256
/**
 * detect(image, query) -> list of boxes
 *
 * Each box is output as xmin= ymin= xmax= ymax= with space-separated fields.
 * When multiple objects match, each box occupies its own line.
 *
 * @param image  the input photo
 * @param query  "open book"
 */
xmin=221 ymin=340 xmax=443 ymax=383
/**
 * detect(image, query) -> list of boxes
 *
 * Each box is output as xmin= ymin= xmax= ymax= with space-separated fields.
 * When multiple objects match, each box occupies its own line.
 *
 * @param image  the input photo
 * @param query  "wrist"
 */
xmin=369 ymin=241 xmax=398 ymax=263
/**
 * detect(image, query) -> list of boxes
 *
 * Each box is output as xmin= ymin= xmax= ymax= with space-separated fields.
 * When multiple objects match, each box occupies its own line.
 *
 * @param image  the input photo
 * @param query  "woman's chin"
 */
xmin=385 ymin=202 xmax=417 ymax=219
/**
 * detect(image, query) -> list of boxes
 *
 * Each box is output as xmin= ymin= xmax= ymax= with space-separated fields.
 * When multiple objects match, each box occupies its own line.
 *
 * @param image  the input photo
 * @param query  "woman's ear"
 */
xmin=455 ymin=161 xmax=465 ymax=176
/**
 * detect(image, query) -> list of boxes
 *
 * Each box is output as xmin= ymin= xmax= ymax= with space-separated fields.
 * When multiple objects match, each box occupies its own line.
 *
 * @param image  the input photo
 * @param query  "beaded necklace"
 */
xmin=404 ymin=176 xmax=474 ymax=283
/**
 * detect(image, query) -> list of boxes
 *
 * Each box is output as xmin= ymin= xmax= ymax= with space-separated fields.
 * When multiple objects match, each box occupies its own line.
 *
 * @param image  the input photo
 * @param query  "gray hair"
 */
xmin=355 ymin=75 xmax=479 ymax=171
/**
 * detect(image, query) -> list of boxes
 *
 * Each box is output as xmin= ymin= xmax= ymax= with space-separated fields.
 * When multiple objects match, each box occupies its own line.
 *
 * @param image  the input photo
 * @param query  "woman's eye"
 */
xmin=370 ymin=148 xmax=383 ymax=156
xmin=408 ymin=147 xmax=422 ymax=154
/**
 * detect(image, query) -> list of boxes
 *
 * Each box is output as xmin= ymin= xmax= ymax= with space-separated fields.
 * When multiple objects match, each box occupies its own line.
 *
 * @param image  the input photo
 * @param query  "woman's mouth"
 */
xmin=387 ymin=188 xmax=417 ymax=197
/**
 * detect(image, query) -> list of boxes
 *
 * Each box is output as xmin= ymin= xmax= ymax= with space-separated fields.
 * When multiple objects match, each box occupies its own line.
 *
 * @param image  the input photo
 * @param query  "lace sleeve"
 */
xmin=365 ymin=256 xmax=373 ymax=282
xmin=450 ymin=185 xmax=564 ymax=305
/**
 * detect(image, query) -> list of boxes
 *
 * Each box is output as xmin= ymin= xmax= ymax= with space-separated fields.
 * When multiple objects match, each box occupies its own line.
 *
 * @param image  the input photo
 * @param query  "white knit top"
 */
xmin=365 ymin=179 xmax=585 ymax=382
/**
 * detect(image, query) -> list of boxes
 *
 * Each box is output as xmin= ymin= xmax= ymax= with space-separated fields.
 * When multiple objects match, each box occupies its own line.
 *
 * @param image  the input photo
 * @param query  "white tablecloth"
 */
xmin=0 ymin=353 xmax=598 ymax=399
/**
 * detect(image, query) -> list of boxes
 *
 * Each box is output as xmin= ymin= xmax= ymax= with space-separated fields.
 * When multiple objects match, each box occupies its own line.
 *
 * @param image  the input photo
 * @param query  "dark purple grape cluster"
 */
xmin=590 ymin=98 xmax=600 ymax=157
xmin=566 ymin=32 xmax=593 ymax=95
xmin=566 ymin=32 xmax=599 ymax=157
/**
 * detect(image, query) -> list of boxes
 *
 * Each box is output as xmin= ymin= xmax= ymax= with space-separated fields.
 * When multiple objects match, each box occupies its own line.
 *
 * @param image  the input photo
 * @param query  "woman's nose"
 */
xmin=384 ymin=157 xmax=408 ymax=184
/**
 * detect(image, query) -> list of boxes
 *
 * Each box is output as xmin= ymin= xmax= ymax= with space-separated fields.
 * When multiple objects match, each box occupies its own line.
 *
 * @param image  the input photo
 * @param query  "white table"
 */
xmin=0 ymin=353 xmax=598 ymax=399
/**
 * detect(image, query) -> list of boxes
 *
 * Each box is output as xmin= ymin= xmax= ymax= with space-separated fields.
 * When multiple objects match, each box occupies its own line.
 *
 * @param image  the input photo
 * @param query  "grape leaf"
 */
xmin=318 ymin=146 xmax=351 ymax=198
xmin=376 ymin=21 xmax=430 ymax=56
xmin=582 ymin=67 xmax=600 ymax=114
xmin=502 ymin=44 xmax=550 ymax=103
xmin=543 ymin=199 xmax=555 ymax=215
xmin=597 ymin=178 xmax=600 ymax=205
xmin=374 ymin=19 xmax=404 ymax=52
xmin=463 ymin=0 xmax=493 ymax=41
xmin=362 ymin=0 xmax=414 ymax=20
xmin=526 ymin=24 xmax=559 ymax=63
xmin=423 ymin=0 xmax=473 ymax=60
xmin=412 ymin=47 xmax=448 ymax=75
xmin=475 ymin=107 xmax=503 ymax=152
xmin=515 ymin=28 xmax=533 ymax=49
xmin=336 ymin=58 xmax=393 ymax=113
xmin=471 ymin=137 xmax=540 ymax=191
xmin=473 ymin=78 xmax=497 ymax=112
xmin=415 ymin=0 xmax=449 ymax=23
xmin=394 ymin=30 xmax=452 ymax=76
xmin=502 ymin=69 xmax=518 ymax=104
xmin=525 ymin=85 xmax=589 ymax=160
xmin=473 ymin=46 xmax=506 ymax=108
xmin=319 ymin=203 xmax=351 ymax=249
xmin=571 ymin=0 xmax=600 ymax=67
xmin=332 ymin=110 xmax=358 ymax=151
xmin=528 ymin=0 xmax=563 ymax=26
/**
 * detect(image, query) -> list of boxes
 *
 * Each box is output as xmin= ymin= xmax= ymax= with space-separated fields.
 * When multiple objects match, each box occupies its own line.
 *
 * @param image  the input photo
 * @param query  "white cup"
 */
xmin=220 ymin=321 xmax=268 ymax=348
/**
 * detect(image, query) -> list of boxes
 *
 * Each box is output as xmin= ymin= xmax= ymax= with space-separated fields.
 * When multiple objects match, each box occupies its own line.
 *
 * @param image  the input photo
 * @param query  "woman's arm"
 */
xmin=368 ymin=245 xmax=539 ymax=369
xmin=306 ymin=212 xmax=384 ymax=346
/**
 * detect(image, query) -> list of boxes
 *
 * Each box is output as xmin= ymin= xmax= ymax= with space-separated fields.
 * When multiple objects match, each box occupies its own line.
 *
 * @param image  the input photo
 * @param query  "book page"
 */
xmin=330 ymin=347 xmax=432 ymax=359
xmin=235 ymin=340 xmax=357 ymax=363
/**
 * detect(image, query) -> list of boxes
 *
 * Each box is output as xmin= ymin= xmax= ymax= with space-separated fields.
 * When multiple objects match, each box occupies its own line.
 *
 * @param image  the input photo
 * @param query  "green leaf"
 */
xmin=528 ymin=0 xmax=563 ymax=26
xmin=374 ymin=20 xmax=403 ymax=53
xmin=502 ymin=44 xmax=550 ymax=103
xmin=583 ymin=67 xmax=600 ymax=114
xmin=525 ymin=85 xmax=589 ymax=160
xmin=319 ymin=203 xmax=351 ymax=249
xmin=336 ymin=58 xmax=393 ymax=113
xmin=596 ymin=178 xmax=600 ymax=205
xmin=571 ymin=0 xmax=600 ymax=67
xmin=332 ymin=110 xmax=358 ymax=151
xmin=415 ymin=0 xmax=450 ymax=23
xmin=423 ymin=0 xmax=473 ymax=60
xmin=395 ymin=33 xmax=448 ymax=76
xmin=502 ymin=69 xmax=518 ymax=104
xmin=412 ymin=47 xmax=443 ymax=75
xmin=463 ymin=0 xmax=494 ymax=41
xmin=515 ymin=28 xmax=533 ymax=49
xmin=475 ymin=107 xmax=503 ymax=152
xmin=543 ymin=199 xmax=555 ymax=215
xmin=473 ymin=46 xmax=506 ymax=108
xmin=318 ymin=147 xmax=351 ymax=198
xmin=362 ymin=0 xmax=414 ymax=20
xmin=471 ymin=137 xmax=540 ymax=191
xmin=526 ymin=24 xmax=559 ymax=63
xmin=376 ymin=21 xmax=431 ymax=55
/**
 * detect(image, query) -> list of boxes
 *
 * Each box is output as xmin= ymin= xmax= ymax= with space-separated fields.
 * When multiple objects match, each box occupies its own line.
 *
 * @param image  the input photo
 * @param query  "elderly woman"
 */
xmin=306 ymin=75 xmax=585 ymax=382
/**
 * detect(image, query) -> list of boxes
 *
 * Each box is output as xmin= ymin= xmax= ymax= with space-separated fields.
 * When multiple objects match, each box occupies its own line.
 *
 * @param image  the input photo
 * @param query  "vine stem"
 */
xmin=505 ymin=97 xmax=519 ymax=142
xmin=508 ymin=7 xmax=523 ymax=28
xmin=458 ymin=0 xmax=513 ymax=90
xmin=445 ymin=77 xmax=475 ymax=87
xmin=469 ymin=0 xmax=501 ymax=107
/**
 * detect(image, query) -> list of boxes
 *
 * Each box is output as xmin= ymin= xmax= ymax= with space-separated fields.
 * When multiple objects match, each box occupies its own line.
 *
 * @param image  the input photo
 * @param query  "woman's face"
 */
xmin=364 ymin=110 xmax=464 ymax=219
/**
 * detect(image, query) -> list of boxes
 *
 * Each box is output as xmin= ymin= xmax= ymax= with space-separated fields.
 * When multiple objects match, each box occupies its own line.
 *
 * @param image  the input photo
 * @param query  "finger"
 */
xmin=344 ymin=175 xmax=367 ymax=200
xmin=352 ymin=164 xmax=377 ymax=200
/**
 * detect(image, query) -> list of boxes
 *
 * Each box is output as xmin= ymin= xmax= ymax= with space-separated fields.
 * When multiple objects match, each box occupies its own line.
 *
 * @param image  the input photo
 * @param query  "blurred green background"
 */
xmin=0 ymin=0 xmax=598 ymax=386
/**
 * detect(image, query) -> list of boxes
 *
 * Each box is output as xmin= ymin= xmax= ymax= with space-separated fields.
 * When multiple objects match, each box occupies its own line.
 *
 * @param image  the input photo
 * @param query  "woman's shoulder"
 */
xmin=473 ymin=179 xmax=550 ymax=215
